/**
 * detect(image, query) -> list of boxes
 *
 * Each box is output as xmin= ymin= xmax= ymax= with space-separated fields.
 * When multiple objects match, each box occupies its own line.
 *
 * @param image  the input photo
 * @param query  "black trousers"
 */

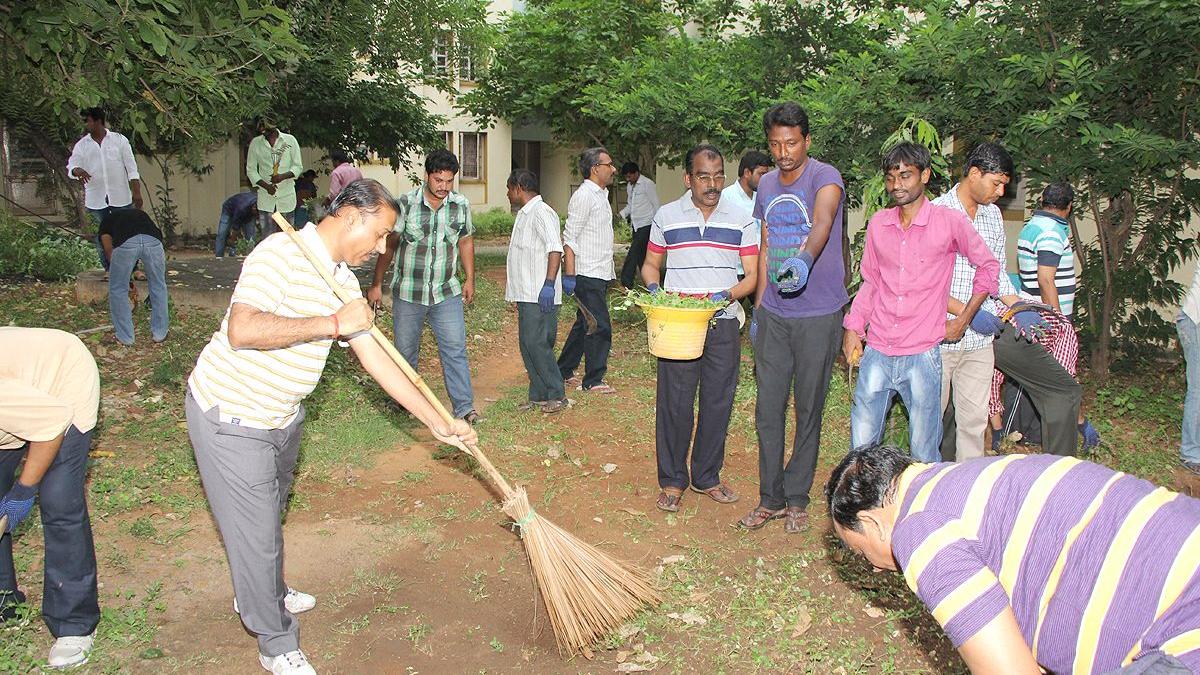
xmin=941 ymin=323 xmax=1081 ymax=459
xmin=0 ymin=425 xmax=100 ymax=637
xmin=557 ymin=275 xmax=612 ymax=389
xmin=655 ymin=318 xmax=741 ymax=490
xmin=620 ymin=226 xmax=652 ymax=289
xmin=753 ymin=308 xmax=843 ymax=510
xmin=517 ymin=302 xmax=564 ymax=402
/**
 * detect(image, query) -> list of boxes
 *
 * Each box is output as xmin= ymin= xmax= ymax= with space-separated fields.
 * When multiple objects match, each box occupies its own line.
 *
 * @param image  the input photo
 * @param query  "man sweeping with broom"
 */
xmin=185 ymin=178 xmax=476 ymax=675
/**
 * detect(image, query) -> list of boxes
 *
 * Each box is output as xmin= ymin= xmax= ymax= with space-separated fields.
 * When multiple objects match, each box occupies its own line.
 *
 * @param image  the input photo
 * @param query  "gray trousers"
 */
xmin=752 ymin=307 xmax=843 ymax=510
xmin=185 ymin=391 xmax=304 ymax=657
xmin=517 ymin=302 xmax=564 ymax=402
xmin=1103 ymin=651 xmax=1191 ymax=674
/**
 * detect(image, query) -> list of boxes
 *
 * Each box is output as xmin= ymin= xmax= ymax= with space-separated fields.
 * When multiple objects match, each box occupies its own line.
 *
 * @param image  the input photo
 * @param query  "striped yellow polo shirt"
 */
xmin=188 ymin=224 xmax=360 ymax=429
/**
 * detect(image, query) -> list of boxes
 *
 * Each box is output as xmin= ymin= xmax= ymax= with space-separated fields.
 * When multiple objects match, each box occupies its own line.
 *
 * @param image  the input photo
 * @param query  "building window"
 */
xmin=442 ymin=131 xmax=453 ymax=152
xmin=459 ymin=47 xmax=477 ymax=82
xmin=459 ymin=132 xmax=486 ymax=181
xmin=430 ymin=34 xmax=450 ymax=75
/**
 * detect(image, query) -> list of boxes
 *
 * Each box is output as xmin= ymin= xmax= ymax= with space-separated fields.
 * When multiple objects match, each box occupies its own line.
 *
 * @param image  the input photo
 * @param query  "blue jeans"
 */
xmin=109 ymin=234 xmax=169 ymax=344
xmin=1179 ymin=315 xmax=1200 ymax=463
xmin=215 ymin=212 xmax=256 ymax=257
xmin=392 ymin=293 xmax=475 ymax=418
xmin=850 ymin=345 xmax=944 ymax=462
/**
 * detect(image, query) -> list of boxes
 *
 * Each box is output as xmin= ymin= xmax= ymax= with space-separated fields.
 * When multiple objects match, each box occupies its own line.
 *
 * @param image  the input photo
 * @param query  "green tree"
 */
xmin=0 ymin=0 xmax=303 ymax=227
xmin=272 ymin=0 xmax=491 ymax=169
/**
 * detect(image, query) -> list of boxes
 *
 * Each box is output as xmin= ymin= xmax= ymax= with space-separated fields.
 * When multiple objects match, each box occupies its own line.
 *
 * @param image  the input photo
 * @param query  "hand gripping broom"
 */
xmin=270 ymin=213 xmax=660 ymax=656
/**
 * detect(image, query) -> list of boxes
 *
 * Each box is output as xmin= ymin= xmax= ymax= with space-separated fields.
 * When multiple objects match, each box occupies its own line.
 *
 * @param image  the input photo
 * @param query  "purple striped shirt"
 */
xmin=891 ymin=455 xmax=1200 ymax=673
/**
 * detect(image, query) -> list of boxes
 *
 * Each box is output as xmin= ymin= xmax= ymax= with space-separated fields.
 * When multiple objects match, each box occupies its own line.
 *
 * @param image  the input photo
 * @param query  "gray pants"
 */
xmin=516 ymin=302 xmax=564 ymax=402
xmin=1103 ymin=651 xmax=1191 ymax=674
xmin=185 ymin=391 xmax=304 ymax=656
xmin=752 ymin=307 xmax=843 ymax=510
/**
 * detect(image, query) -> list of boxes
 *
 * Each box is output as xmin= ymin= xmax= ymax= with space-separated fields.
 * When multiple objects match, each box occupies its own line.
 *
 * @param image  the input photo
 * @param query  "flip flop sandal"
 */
xmin=692 ymin=483 xmax=739 ymax=504
xmin=656 ymin=489 xmax=683 ymax=513
xmin=736 ymin=506 xmax=785 ymax=530
xmin=541 ymin=398 xmax=572 ymax=414
xmin=784 ymin=507 xmax=809 ymax=534
xmin=579 ymin=383 xmax=617 ymax=394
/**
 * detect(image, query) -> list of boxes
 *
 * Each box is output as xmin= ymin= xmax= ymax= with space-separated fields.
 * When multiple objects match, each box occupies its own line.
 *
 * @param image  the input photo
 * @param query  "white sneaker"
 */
xmin=47 ymin=633 xmax=94 ymax=669
xmin=259 ymin=649 xmax=316 ymax=675
xmin=234 ymin=588 xmax=317 ymax=615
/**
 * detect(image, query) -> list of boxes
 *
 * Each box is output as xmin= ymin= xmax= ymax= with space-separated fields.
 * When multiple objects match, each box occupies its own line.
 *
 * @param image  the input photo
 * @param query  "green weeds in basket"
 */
xmin=613 ymin=288 xmax=726 ymax=313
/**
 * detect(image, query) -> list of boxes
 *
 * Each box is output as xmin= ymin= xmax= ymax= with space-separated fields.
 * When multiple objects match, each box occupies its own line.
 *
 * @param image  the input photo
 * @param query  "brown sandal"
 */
xmin=784 ymin=507 xmax=809 ymax=534
xmin=736 ymin=505 xmax=785 ymax=530
xmin=691 ymin=483 xmax=739 ymax=504
xmin=656 ymin=488 xmax=684 ymax=512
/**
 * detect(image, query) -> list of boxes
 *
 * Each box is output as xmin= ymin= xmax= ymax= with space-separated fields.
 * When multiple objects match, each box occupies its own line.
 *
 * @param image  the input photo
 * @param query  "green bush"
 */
xmin=472 ymin=207 xmax=515 ymax=239
xmin=0 ymin=212 xmax=98 ymax=280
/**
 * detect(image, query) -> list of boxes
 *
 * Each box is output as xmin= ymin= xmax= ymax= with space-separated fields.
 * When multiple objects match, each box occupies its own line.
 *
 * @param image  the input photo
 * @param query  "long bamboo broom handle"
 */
xmin=270 ymin=213 xmax=513 ymax=495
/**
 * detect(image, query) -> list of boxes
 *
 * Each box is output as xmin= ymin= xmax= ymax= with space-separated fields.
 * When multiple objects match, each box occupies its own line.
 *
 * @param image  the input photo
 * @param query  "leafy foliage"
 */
xmin=0 ymin=213 xmax=97 ymax=280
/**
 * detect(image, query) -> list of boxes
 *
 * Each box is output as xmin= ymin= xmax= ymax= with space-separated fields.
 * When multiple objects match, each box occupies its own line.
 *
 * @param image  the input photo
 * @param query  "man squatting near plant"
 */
xmin=185 ymin=179 xmax=476 ymax=675
xmin=641 ymin=144 xmax=759 ymax=513
xmin=933 ymin=142 xmax=1087 ymax=461
xmin=505 ymin=168 xmax=570 ymax=414
xmin=739 ymin=102 xmax=848 ymax=534
xmin=828 ymin=444 xmax=1200 ymax=675
xmin=843 ymin=142 xmax=999 ymax=463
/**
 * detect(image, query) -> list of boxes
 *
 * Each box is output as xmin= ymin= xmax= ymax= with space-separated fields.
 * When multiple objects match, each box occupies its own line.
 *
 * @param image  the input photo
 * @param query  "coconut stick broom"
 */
xmin=270 ymin=213 xmax=660 ymax=656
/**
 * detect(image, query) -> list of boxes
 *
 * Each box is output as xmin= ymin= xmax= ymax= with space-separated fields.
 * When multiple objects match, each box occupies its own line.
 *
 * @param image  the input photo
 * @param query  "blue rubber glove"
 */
xmin=709 ymin=290 xmax=730 ymax=304
xmin=0 ymin=482 xmax=37 ymax=533
xmin=776 ymin=251 xmax=814 ymax=293
xmin=1013 ymin=310 xmax=1050 ymax=342
xmin=749 ymin=317 xmax=758 ymax=342
xmin=561 ymin=275 xmax=576 ymax=297
xmin=1079 ymin=420 xmax=1101 ymax=451
xmin=969 ymin=310 xmax=1005 ymax=336
xmin=646 ymin=283 xmax=661 ymax=295
xmin=537 ymin=280 xmax=555 ymax=314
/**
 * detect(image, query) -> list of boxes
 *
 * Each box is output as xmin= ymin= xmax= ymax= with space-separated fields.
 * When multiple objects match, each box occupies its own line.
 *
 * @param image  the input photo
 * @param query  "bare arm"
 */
xmin=1037 ymin=265 xmax=1061 ymax=312
xmin=563 ymin=245 xmax=576 ymax=277
xmin=641 ymin=249 xmax=664 ymax=288
xmin=372 ymin=233 xmax=400 ymax=289
xmin=755 ymin=222 xmax=769 ymax=308
xmin=459 ymin=235 xmax=476 ymax=303
xmin=946 ymin=292 xmax=988 ymax=342
xmin=801 ymin=183 xmax=843 ymax=260
xmin=957 ymin=608 xmax=1041 ymax=675
xmin=100 ymin=234 xmax=114 ymax=263
xmin=16 ymin=434 xmax=64 ymax=487
xmin=545 ymin=251 xmax=562 ymax=281
xmin=730 ymin=254 xmax=758 ymax=300
xmin=226 ymin=299 xmax=373 ymax=350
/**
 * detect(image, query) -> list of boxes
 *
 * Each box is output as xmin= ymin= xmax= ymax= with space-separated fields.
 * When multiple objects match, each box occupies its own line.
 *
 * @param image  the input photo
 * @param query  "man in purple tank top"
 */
xmin=738 ymin=102 xmax=849 ymax=534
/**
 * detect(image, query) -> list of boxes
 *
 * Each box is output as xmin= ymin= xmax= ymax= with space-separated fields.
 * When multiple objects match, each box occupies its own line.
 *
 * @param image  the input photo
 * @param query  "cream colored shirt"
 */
xmin=0 ymin=327 xmax=100 ymax=449
xmin=187 ymin=223 xmax=360 ymax=429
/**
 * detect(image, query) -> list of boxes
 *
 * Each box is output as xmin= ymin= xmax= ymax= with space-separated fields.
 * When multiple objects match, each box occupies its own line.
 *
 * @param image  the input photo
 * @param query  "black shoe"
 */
xmin=463 ymin=410 xmax=484 ymax=425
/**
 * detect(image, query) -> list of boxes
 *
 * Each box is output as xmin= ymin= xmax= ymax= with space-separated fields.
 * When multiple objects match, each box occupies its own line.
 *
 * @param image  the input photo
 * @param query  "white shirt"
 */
xmin=66 ymin=130 xmax=140 ymax=210
xmin=619 ymin=175 xmax=660 ymax=231
xmin=505 ymin=195 xmax=563 ymax=304
xmin=720 ymin=181 xmax=755 ymax=214
xmin=563 ymin=179 xmax=615 ymax=281
xmin=1182 ymin=265 xmax=1200 ymax=324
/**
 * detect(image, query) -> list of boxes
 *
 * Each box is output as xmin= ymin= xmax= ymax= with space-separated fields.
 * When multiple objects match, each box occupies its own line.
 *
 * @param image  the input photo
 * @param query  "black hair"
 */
xmin=963 ymin=141 xmax=1014 ymax=178
xmin=81 ymin=107 xmax=105 ymax=124
xmin=762 ymin=102 xmax=810 ymax=137
xmin=425 ymin=148 xmax=460 ymax=175
xmin=881 ymin=142 xmax=932 ymax=173
xmin=684 ymin=144 xmax=723 ymax=175
xmin=825 ymin=444 xmax=914 ymax=532
xmin=328 ymin=178 xmax=397 ymax=218
xmin=506 ymin=168 xmax=539 ymax=194
xmin=578 ymin=147 xmax=610 ymax=180
xmin=301 ymin=169 xmax=317 ymax=179
xmin=621 ymin=162 xmax=640 ymax=175
xmin=738 ymin=151 xmax=772 ymax=177
xmin=1041 ymin=181 xmax=1074 ymax=210
xmin=331 ymin=150 xmax=350 ymax=165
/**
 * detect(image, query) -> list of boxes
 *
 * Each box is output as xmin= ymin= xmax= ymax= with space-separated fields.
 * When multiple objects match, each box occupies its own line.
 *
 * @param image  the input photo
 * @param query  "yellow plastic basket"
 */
xmin=637 ymin=303 xmax=720 ymax=360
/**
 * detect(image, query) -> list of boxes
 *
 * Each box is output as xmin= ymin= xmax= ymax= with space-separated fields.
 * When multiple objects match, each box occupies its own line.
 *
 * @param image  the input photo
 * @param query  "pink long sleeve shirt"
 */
xmin=844 ymin=197 xmax=999 ymax=356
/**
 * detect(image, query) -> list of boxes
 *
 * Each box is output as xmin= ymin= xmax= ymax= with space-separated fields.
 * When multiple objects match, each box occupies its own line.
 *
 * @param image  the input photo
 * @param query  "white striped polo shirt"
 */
xmin=188 ymin=224 xmax=361 ymax=429
xmin=647 ymin=194 xmax=759 ymax=296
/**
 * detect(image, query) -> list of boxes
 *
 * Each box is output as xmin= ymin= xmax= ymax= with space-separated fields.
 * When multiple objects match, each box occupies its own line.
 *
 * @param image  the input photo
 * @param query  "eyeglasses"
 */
xmin=691 ymin=173 xmax=726 ymax=185
xmin=596 ymin=162 xmax=615 ymax=168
